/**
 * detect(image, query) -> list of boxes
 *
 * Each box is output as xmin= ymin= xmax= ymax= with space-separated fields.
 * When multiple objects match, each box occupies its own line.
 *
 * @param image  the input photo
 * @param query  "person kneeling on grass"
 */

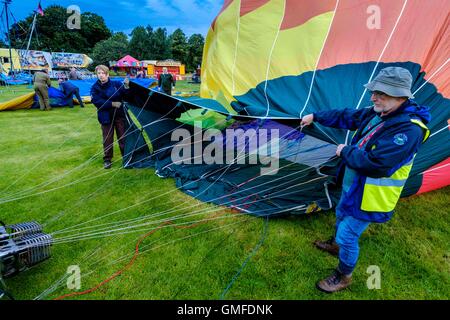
xmin=301 ymin=67 xmax=431 ymax=293
xmin=90 ymin=65 xmax=130 ymax=169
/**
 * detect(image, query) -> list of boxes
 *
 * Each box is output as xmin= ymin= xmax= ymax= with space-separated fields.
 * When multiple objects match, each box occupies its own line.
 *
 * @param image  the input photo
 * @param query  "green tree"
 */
xmin=150 ymin=27 xmax=170 ymax=60
xmin=91 ymin=32 xmax=129 ymax=68
xmin=169 ymin=28 xmax=187 ymax=63
xmin=186 ymin=34 xmax=205 ymax=72
xmin=79 ymin=12 xmax=112 ymax=51
xmin=128 ymin=26 xmax=152 ymax=60
xmin=9 ymin=5 xmax=111 ymax=53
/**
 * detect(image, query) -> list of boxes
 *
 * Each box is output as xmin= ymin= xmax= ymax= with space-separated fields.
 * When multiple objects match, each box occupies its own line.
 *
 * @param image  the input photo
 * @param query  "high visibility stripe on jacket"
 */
xmin=360 ymin=119 xmax=430 ymax=212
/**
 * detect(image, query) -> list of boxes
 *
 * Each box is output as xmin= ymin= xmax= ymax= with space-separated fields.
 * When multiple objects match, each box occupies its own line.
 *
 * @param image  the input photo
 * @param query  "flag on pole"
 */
xmin=37 ymin=1 xmax=44 ymax=16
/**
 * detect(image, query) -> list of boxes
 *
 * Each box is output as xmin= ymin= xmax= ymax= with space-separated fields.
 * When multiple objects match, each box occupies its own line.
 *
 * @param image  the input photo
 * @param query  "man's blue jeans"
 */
xmin=335 ymin=209 xmax=370 ymax=275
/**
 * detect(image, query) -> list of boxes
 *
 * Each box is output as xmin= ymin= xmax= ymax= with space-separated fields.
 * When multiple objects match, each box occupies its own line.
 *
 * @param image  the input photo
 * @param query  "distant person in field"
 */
xmin=68 ymin=67 xmax=81 ymax=80
xmin=58 ymin=78 xmax=85 ymax=108
xmin=90 ymin=65 xmax=130 ymax=169
xmin=33 ymin=69 xmax=52 ymax=111
xmin=136 ymin=70 xmax=144 ymax=79
xmin=192 ymin=67 xmax=201 ymax=83
xmin=158 ymin=67 xmax=176 ymax=95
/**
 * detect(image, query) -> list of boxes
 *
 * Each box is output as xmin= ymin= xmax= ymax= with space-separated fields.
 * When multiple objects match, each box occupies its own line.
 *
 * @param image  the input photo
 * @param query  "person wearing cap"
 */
xmin=301 ymin=67 xmax=431 ymax=293
xmin=90 ymin=65 xmax=131 ymax=169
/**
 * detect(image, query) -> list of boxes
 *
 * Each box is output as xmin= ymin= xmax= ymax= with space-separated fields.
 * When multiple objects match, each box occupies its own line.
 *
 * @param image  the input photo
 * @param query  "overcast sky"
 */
xmin=8 ymin=0 xmax=224 ymax=36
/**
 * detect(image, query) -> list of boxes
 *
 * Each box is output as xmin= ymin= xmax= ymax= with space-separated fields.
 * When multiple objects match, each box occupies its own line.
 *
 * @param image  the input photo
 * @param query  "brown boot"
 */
xmin=316 ymin=269 xmax=352 ymax=293
xmin=314 ymin=237 xmax=339 ymax=256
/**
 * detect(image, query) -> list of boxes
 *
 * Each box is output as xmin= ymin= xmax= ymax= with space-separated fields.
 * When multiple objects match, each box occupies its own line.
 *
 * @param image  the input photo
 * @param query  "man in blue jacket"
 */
xmin=58 ymin=79 xmax=85 ymax=108
xmin=91 ymin=65 xmax=130 ymax=169
xmin=301 ymin=67 xmax=431 ymax=293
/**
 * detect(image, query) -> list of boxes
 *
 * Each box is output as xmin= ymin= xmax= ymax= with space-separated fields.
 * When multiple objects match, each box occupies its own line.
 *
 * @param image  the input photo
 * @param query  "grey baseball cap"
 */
xmin=364 ymin=67 xmax=414 ymax=98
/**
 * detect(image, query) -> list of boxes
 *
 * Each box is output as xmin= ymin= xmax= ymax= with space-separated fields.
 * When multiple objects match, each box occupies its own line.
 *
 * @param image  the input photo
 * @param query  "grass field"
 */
xmin=0 ymin=82 xmax=449 ymax=300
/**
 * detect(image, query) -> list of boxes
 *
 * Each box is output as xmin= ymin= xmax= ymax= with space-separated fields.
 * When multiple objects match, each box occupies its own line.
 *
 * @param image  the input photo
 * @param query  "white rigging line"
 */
xmin=53 ymin=199 xmax=286 ymax=247
xmin=51 ymin=154 xmax=336 ymax=239
xmin=48 ymin=122 xmax=315 ymax=236
xmin=50 ymin=151 xmax=314 ymax=238
xmin=412 ymin=58 xmax=449 ymax=96
xmin=35 ymin=218 xmax=251 ymax=300
xmin=49 ymin=176 xmax=310 ymax=243
xmin=429 ymin=123 xmax=450 ymax=138
xmin=0 ymin=101 xmax=227 ymax=203
xmin=420 ymin=162 xmax=450 ymax=175
xmin=36 ymin=218 xmax=248 ymax=299
xmin=52 ymin=213 xmax=249 ymax=245
xmin=50 ymin=178 xmax=324 ymax=245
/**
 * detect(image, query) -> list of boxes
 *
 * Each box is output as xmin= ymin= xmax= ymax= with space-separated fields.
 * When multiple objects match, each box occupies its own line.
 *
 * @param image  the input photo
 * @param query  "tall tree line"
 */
xmin=7 ymin=5 xmax=205 ymax=72
xmin=8 ymin=5 xmax=111 ymax=53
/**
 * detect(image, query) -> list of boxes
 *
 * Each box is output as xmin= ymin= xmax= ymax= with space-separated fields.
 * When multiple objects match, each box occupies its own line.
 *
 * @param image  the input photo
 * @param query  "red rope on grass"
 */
xmin=53 ymin=212 xmax=230 ymax=300
xmin=53 ymin=221 xmax=171 ymax=300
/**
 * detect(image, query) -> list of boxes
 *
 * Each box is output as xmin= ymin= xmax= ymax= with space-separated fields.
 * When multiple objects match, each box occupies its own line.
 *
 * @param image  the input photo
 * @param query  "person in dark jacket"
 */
xmin=58 ymin=79 xmax=85 ymax=108
xmin=301 ymin=67 xmax=431 ymax=293
xmin=90 ymin=65 xmax=130 ymax=169
xmin=158 ymin=67 xmax=176 ymax=95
